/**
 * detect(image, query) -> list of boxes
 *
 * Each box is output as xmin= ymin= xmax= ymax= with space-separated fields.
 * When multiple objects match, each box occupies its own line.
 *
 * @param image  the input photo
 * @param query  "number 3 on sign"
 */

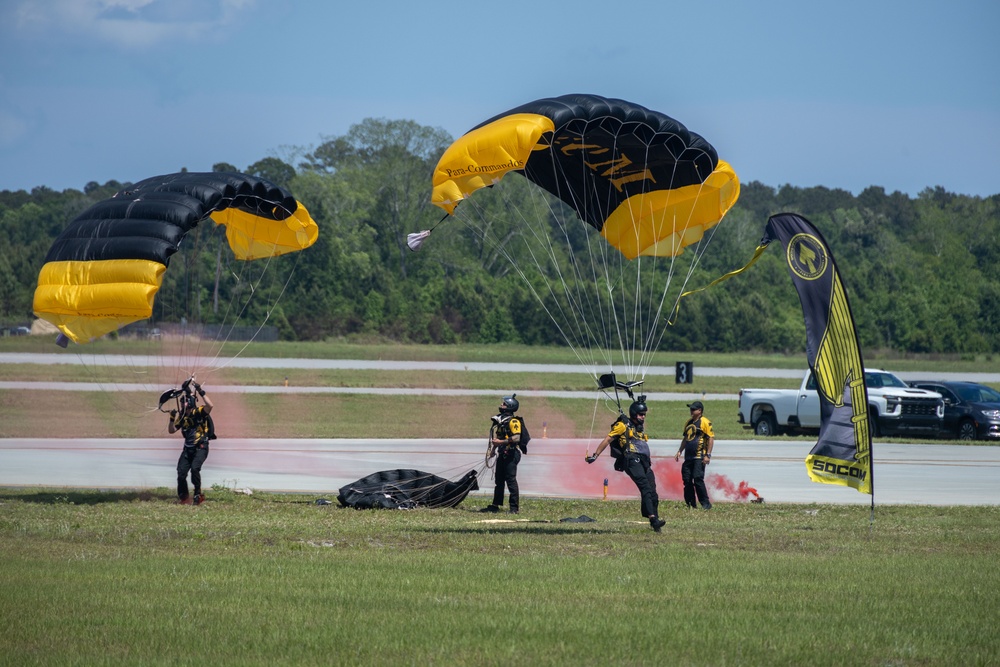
xmin=675 ymin=361 xmax=693 ymax=384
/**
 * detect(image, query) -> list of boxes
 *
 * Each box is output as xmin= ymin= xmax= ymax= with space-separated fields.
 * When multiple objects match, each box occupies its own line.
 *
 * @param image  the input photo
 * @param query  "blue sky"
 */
xmin=1 ymin=0 xmax=997 ymax=197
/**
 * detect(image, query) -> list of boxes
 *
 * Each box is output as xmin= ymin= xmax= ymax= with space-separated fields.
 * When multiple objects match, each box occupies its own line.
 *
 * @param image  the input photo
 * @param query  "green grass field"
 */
xmin=1 ymin=489 xmax=998 ymax=666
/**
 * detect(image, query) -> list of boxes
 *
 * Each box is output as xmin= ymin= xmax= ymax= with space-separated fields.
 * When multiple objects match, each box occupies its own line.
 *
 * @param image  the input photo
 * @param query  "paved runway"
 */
xmin=2 ymin=438 xmax=997 ymax=506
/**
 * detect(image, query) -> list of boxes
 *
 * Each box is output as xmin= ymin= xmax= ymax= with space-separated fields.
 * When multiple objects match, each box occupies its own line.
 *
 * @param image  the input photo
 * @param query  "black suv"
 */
xmin=906 ymin=381 xmax=1000 ymax=441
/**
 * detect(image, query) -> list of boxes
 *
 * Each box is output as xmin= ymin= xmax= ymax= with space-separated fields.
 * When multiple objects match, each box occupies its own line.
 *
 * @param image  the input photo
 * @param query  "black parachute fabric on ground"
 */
xmin=337 ymin=469 xmax=479 ymax=510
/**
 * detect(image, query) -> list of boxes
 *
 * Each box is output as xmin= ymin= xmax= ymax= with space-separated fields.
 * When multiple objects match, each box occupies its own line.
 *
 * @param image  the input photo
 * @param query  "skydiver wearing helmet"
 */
xmin=587 ymin=396 xmax=666 ymax=532
xmin=480 ymin=393 xmax=524 ymax=514
xmin=168 ymin=378 xmax=214 ymax=505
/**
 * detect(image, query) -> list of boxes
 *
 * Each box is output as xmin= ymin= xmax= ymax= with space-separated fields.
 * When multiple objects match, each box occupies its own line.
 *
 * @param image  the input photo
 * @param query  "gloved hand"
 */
xmin=586 ymin=455 xmax=597 ymax=464
xmin=181 ymin=378 xmax=192 ymax=393
xmin=194 ymin=382 xmax=205 ymax=396
xmin=170 ymin=410 xmax=177 ymax=419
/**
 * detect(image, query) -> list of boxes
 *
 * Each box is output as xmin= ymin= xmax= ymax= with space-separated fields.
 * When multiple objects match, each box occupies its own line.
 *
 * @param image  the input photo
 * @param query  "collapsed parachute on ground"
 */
xmin=33 ymin=172 xmax=319 ymax=345
xmin=425 ymin=93 xmax=739 ymax=260
xmin=337 ymin=469 xmax=479 ymax=510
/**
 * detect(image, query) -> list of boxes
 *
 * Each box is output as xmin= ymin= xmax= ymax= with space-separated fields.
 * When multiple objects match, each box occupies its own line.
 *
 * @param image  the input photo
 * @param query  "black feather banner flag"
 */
xmin=762 ymin=213 xmax=872 ymax=495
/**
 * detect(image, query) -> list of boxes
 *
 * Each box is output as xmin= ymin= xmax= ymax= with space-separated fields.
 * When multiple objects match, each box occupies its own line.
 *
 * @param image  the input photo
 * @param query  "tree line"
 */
xmin=2 ymin=118 xmax=998 ymax=355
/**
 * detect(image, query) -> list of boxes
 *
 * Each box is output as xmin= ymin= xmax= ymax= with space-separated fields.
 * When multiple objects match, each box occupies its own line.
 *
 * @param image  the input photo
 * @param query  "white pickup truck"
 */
xmin=737 ymin=368 xmax=944 ymax=437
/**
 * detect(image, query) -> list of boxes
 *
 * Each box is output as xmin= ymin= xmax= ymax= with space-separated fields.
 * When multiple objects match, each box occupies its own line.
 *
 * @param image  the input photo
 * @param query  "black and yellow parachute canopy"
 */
xmin=33 ymin=171 xmax=319 ymax=344
xmin=432 ymin=93 xmax=739 ymax=260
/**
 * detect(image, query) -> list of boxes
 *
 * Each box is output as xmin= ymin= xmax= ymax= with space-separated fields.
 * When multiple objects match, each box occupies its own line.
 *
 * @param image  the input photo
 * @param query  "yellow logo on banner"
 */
xmin=787 ymin=234 xmax=828 ymax=281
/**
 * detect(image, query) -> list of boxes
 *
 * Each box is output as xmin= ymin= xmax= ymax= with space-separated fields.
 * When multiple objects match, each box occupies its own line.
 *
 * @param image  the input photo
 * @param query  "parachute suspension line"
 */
xmin=633 ymin=140 xmax=669 ymax=376
xmin=69 ymin=348 xmax=161 ymax=416
xmin=589 ymin=392 xmax=604 ymax=442
xmin=212 ymin=249 xmax=301 ymax=373
xmin=455 ymin=168 xmax=612 ymax=379
xmin=507 ymin=183 xmax=601 ymax=364
xmin=537 ymin=145 xmax=622 ymax=376
xmin=140 ymin=196 xmax=306 ymax=391
xmin=203 ymin=218 xmax=271 ymax=370
xmin=163 ymin=217 xmax=253 ymax=383
xmin=457 ymin=192 xmax=600 ymax=378
xmin=210 ymin=240 xmax=277 ymax=366
xmin=628 ymin=128 xmax=666 ymax=378
xmin=618 ymin=127 xmax=642 ymax=377
xmin=198 ymin=200 xmax=300 ymax=375
xmin=638 ymin=161 xmax=708 ymax=373
xmin=605 ymin=132 xmax=648 ymax=380
xmin=569 ymin=126 xmax=619 ymax=374
xmin=551 ymin=121 xmax=632 ymax=380
xmin=501 ymin=117 xmax=622 ymax=379
xmin=513 ymin=141 xmax=607 ymax=374
xmin=591 ymin=124 xmax=632 ymax=378
xmin=634 ymin=150 xmax=730 ymax=375
xmin=109 ymin=224 xmax=215 ymax=409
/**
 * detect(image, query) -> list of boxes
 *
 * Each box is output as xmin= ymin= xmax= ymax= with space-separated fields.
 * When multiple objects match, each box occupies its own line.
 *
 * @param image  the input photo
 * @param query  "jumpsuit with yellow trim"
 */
xmin=608 ymin=419 xmax=661 ymax=522
xmin=175 ymin=406 xmax=211 ymax=501
xmin=680 ymin=415 xmax=714 ymax=509
xmin=491 ymin=416 xmax=522 ymax=513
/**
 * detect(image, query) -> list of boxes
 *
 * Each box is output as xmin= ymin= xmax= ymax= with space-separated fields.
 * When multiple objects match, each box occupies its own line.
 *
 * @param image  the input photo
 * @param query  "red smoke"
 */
xmin=652 ymin=459 xmax=763 ymax=503
xmin=709 ymin=475 xmax=762 ymax=502
xmin=651 ymin=458 xmax=686 ymax=500
xmin=513 ymin=442 xmax=762 ymax=504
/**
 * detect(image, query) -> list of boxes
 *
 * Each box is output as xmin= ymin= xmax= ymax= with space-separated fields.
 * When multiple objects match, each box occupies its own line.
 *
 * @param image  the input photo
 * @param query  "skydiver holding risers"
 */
xmin=168 ymin=378 xmax=214 ymax=505
xmin=587 ymin=396 xmax=666 ymax=532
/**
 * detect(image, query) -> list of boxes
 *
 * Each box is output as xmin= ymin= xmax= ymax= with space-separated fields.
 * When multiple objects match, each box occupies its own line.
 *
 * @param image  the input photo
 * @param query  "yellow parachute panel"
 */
xmin=211 ymin=201 xmax=319 ymax=260
xmin=601 ymin=160 xmax=740 ymax=259
xmin=33 ymin=259 xmax=166 ymax=344
xmin=432 ymin=113 xmax=555 ymax=214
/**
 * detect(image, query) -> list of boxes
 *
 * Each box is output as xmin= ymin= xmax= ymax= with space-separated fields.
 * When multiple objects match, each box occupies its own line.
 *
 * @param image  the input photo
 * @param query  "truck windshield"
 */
xmin=864 ymin=372 xmax=908 ymax=389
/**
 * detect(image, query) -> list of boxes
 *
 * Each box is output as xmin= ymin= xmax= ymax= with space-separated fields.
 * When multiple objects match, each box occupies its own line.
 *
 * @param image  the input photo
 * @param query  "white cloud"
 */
xmin=8 ymin=0 xmax=256 ymax=48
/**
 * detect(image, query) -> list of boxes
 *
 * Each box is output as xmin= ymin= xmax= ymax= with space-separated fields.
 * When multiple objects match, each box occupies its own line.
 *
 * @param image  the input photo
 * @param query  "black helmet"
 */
xmin=629 ymin=395 xmax=648 ymax=419
xmin=499 ymin=394 xmax=519 ymax=414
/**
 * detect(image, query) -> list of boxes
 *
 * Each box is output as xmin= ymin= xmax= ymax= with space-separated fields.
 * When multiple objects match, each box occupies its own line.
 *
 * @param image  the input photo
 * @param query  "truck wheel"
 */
xmin=957 ymin=420 xmax=977 ymax=441
xmin=868 ymin=409 xmax=880 ymax=438
xmin=754 ymin=414 xmax=777 ymax=437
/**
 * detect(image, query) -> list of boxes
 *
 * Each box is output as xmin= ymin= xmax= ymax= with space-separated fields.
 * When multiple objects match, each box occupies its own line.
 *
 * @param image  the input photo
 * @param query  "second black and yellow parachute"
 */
xmin=33 ymin=171 xmax=318 ymax=345
xmin=431 ymin=93 xmax=739 ymax=259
